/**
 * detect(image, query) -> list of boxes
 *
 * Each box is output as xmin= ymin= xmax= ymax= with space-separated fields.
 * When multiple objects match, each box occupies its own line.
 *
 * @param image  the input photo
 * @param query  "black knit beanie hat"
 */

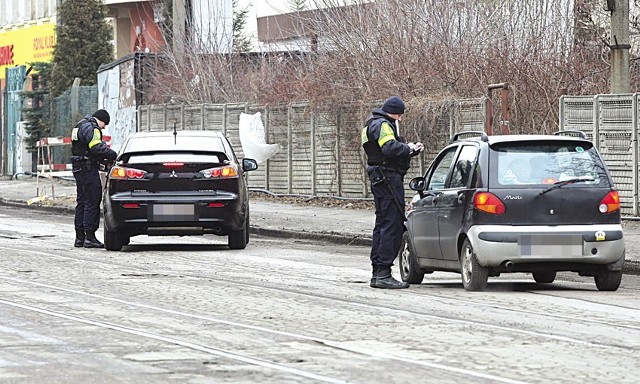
xmin=93 ymin=109 xmax=110 ymax=125
xmin=382 ymin=96 xmax=405 ymax=115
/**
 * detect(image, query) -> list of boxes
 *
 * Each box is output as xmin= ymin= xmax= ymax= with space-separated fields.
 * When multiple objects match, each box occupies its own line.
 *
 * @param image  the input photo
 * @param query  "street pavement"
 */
xmin=1 ymin=174 xmax=639 ymax=274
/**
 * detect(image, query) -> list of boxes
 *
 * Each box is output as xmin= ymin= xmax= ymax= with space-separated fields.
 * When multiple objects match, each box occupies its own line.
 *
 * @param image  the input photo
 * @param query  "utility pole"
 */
xmin=172 ymin=0 xmax=186 ymax=56
xmin=609 ymin=0 xmax=630 ymax=93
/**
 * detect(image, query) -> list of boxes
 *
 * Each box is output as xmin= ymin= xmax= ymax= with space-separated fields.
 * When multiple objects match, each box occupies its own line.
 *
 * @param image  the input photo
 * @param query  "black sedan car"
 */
xmin=400 ymin=131 xmax=625 ymax=291
xmin=103 ymin=130 xmax=258 ymax=251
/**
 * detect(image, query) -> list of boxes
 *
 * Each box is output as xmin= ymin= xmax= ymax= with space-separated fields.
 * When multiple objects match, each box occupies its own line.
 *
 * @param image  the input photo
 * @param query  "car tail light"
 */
xmin=109 ymin=166 xmax=147 ymax=180
xmin=163 ymin=162 xmax=184 ymax=168
xmin=474 ymin=192 xmax=506 ymax=214
xmin=207 ymin=202 xmax=225 ymax=208
xmin=599 ymin=191 xmax=620 ymax=213
xmin=200 ymin=165 xmax=238 ymax=179
xmin=122 ymin=203 xmax=140 ymax=209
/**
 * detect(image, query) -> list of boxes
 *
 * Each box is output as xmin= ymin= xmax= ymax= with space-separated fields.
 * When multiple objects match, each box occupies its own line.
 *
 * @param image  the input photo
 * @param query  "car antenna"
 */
xmin=173 ymin=122 xmax=177 ymax=145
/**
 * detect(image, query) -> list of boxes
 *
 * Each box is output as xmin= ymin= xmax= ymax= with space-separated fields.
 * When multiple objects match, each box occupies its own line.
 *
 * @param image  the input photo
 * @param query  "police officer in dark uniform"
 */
xmin=71 ymin=109 xmax=117 ymax=248
xmin=361 ymin=96 xmax=424 ymax=289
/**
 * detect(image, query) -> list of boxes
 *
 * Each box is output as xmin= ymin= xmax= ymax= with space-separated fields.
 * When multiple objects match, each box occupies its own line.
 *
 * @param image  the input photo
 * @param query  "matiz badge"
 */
xmin=595 ymin=230 xmax=606 ymax=241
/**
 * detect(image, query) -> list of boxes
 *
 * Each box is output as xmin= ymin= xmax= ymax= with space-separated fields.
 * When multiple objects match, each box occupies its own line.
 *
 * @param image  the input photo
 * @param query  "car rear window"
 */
xmin=124 ymin=136 xmax=226 ymax=153
xmin=491 ymin=141 xmax=610 ymax=187
xmin=127 ymin=153 xmax=223 ymax=164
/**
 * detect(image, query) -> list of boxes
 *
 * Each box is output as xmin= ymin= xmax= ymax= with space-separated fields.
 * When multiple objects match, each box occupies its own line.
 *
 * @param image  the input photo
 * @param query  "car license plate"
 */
xmin=152 ymin=204 xmax=195 ymax=222
xmin=519 ymin=234 xmax=583 ymax=257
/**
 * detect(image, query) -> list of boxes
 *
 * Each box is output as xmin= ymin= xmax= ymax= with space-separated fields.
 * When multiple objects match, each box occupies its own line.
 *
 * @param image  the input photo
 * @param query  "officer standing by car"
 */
xmin=362 ymin=96 xmax=424 ymax=289
xmin=71 ymin=109 xmax=117 ymax=248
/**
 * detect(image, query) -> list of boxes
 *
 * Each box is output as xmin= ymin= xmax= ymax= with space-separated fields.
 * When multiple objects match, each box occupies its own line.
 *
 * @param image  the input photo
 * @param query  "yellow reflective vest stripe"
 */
xmin=377 ymin=122 xmax=395 ymax=148
xmin=88 ymin=128 xmax=102 ymax=149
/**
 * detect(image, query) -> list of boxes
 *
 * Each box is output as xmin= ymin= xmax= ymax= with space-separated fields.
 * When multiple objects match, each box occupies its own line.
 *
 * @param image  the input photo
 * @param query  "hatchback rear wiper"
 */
xmin=539 ymin=176 xmax=595 ymax=195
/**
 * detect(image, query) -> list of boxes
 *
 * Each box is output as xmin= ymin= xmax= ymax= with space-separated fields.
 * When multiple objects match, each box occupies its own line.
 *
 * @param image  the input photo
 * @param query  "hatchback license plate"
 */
xmin=519 ymin=234 xmax=583 ymax=257
xmin=152 ymin=204 xmax=195 ymax=222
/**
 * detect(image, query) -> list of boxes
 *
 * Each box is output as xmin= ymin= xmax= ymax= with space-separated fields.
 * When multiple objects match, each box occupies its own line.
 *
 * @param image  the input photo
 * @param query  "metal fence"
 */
xmin=559 ymin=94 xmax=639 ymax=216
xmin=137 ymin=98 xmax=487 ymax=198
xmin=42 ymin=85 xmax=98 ymax=165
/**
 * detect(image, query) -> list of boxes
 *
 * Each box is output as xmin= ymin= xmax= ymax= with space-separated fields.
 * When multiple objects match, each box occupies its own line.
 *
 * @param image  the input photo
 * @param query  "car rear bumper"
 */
xmin=467 ymin=224 xmax=625 ymax=269
xmin=104 ymin=191 xmax=246 ymax=235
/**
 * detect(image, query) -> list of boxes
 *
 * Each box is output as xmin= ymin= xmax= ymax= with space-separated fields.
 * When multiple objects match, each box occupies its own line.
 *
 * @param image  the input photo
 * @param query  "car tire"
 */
xmin=460 ymin=238 xmax=488 ymax=291
xmin=245 ymin=212 xmax=250 ymax=245
xmin=104 ymin=228 xmax=123 ymax=251
xmin=398 ymin=231 xmax=424 ymax=284
xmin=595 ymin=270 xmax=622 ymax=291
xmin=533 ymin=271 xmax=556 ymax=284
xmin=228 ymin=222 xmax=248 ymax=250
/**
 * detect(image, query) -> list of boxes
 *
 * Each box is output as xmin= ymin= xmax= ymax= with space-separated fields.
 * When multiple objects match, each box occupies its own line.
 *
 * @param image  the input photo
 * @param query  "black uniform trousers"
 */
xmin=369 ymin=171 xmax=405 ymax=268
xmin=73 ymin=163 xmax=103 ymax=233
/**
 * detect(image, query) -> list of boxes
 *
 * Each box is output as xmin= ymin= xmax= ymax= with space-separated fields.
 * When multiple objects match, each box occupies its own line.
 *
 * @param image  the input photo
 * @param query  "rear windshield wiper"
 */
xmin=539 ymin=176 xmax=595 ymax=195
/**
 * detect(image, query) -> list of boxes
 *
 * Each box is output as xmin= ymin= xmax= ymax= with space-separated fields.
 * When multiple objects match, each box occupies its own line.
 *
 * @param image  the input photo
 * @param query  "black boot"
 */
xmin=370 ymin=266 xmax=409 ymax=289
xmin=74 ymin=228 xmax=85 ymax=248
xmin=84 ymin=231 xmax=104 ymax=248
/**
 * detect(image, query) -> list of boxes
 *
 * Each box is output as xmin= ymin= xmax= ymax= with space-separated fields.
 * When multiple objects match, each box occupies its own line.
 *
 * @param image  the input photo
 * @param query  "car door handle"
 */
xmin=457 ymin=193 xmax=466 ymax=204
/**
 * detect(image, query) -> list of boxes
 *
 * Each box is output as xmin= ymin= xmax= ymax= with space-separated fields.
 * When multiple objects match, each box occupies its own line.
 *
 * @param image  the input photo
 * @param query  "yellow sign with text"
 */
xmin=0 ymin=23 xmax=56 ymax=79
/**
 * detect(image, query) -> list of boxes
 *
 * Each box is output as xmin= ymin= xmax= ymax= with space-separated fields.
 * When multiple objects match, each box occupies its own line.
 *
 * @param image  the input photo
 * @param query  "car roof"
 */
xmin=451 ymin=131 xmax=591 ymax=145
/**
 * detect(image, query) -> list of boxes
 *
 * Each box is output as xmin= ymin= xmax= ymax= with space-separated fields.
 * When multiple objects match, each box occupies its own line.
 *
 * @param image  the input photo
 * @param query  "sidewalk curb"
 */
xmin=251 ymin=227 xmax=372 ymax=247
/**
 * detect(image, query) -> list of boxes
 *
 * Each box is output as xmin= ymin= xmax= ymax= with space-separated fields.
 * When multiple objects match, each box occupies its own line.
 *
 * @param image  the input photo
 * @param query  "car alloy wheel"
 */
xmin=460 ymin=238 xmax=488 ymax=291
xmin=398 ymin=232 xmax=424 ymax=284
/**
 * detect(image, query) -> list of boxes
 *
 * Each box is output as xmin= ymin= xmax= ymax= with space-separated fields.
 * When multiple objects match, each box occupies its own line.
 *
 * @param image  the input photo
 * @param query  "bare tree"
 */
xmin=143 ymin=0 xmax=635 ymax=132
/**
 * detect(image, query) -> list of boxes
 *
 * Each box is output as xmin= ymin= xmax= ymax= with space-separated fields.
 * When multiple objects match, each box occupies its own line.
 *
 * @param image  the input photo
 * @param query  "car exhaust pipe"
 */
xmin=503 ymin=260 xmax=514 ymax=270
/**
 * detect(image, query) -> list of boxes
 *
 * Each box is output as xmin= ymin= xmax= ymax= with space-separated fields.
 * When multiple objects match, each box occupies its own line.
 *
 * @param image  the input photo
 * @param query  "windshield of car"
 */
xmin=124 ymin=136 xmax=226 ymax=153
xmin=491 ymin=141 xmax=610 ymax=188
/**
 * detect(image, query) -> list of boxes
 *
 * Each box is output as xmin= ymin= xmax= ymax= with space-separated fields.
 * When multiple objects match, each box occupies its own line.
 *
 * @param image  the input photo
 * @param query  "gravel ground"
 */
xmin=249 ymin=190 xmax=375 ymax=210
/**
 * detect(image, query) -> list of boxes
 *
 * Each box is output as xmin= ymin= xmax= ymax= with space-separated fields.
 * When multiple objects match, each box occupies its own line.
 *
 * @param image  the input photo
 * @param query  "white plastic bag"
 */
xmin=238 ymin=112 xmax=279 ymax=164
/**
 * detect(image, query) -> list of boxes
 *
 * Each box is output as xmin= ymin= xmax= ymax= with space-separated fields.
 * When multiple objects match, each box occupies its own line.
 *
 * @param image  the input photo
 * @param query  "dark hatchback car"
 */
xmin=103 ymin=130 xmax=258 ymax=251
xmin=399 ymin=131 xmax=625 ymax=291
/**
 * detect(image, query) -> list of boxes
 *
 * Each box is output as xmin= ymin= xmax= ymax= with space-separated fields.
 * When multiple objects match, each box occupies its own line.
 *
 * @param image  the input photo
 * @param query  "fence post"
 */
xmin=180 ymin=104 xmax=184 ymax=129
xmin=336 ymin=108 xmax=342 ymax=197
xmin=265 ymin=105 xmax=270 ymax=191
xmin=147 ymin=106 xmax=151 ymax=131
xmin=288 ymin=104 xmax=293 ymax=194
xmin=136 ymin=106 xmax=141 ymax=132
xmin=223 ymin=104 xmax=227 ymax=136
xmin=311 ymin=107 xmax=316 ymax=195
xmin=359 ymin=106 xmax=368 ymax=198
xmin=633 ymin=93 xmax=639 ymax=216
xmin=593 ymin=95 xmax=600 ymax=150
xmin=200 ymin=104 xmax=205 ymax=130
xmin=163 ymin=104 xmax=167 ymax=130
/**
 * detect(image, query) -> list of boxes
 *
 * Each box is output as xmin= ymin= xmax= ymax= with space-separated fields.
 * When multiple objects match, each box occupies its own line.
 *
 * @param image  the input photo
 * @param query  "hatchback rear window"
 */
xmin=491 ymin=141 xmax=609 ymax=187
xmin=124 ymin=136 xmax=226 ymax=153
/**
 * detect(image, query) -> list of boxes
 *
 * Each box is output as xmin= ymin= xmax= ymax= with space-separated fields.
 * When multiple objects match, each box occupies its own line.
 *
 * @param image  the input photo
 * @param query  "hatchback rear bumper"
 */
xmin=467 ymin=224 xmax=625 ymax=270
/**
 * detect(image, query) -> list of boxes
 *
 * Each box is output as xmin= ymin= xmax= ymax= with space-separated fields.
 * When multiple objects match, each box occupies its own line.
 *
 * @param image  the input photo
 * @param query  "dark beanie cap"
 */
xmin=93 ymin=109 xmax=110 ymax=125
xmin=382 ymin=96 xmax=405 ymax=115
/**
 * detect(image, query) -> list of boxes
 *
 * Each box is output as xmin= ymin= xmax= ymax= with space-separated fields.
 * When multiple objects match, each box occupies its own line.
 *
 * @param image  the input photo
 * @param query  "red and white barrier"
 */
xmin=36 ymin=136 xmax=72 ymax=147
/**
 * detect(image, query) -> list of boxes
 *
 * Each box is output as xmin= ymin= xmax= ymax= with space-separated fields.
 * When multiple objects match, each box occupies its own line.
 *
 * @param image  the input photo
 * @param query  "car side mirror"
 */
xmin=242 ymin=158 xmax=259 ymax=172
xmin=409 ymin=177 xmax=426 ymax=191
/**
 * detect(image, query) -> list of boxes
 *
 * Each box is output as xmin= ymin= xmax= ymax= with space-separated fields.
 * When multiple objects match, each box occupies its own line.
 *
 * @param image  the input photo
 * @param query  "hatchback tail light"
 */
xmin=200 ymin=165 xmax=238 ymax=179
xmin=163 ymin=162 xmax=184 ymax=168
xmin=109 ymin=166 xmax=147 ymax=180
xmin=474 ymin=192 xmax=506 ymax=214
xmin=599 ymin=191 xmax=620 ymax=213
